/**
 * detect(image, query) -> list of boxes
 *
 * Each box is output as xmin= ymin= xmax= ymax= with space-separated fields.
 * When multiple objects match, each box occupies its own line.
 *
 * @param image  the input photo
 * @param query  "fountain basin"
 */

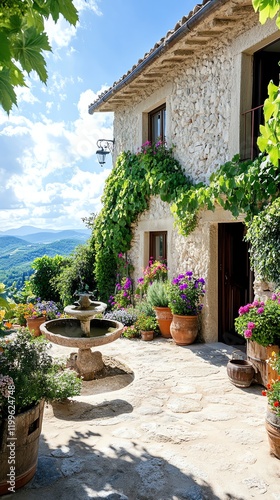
xmin=40 ymin=318 xmax=123 ymax=349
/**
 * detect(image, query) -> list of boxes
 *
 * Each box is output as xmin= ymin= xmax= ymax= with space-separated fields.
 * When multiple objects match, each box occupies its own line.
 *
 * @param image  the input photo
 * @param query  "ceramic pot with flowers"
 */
xmin=135 ymin=313 xmax=158 ymax=341
xmin=167 ymin=271 xmax=206 ymax=346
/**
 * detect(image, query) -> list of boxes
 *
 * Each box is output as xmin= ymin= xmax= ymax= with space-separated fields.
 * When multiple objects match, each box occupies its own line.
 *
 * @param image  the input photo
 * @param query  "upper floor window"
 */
xmin=148 ymin=104 xmax=166 ymax=143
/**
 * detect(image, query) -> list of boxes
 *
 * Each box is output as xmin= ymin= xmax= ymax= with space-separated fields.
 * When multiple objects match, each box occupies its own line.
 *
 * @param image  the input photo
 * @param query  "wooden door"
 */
xmin=218 ymin=223 xmax=253 ymax=344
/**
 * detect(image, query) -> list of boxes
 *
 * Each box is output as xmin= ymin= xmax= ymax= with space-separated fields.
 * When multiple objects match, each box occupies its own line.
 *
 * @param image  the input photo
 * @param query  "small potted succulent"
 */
xmin=0 ymin=328 xmax=82 ymax=493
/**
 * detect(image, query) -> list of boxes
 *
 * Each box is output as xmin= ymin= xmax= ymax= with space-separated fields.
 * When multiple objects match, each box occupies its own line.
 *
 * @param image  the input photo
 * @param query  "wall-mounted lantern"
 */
xmin=96 ymin=139 xmax=115 ymax=166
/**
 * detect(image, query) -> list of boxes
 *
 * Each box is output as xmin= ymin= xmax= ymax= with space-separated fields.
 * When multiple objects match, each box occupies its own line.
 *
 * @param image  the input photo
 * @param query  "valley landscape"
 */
xmin=0 ymin=226 xmax=91 ymax=289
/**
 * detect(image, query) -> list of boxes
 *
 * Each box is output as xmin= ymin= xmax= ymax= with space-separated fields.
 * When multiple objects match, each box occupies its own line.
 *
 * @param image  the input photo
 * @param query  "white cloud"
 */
xmin=0 ymin=87 xmax=113 ymax=230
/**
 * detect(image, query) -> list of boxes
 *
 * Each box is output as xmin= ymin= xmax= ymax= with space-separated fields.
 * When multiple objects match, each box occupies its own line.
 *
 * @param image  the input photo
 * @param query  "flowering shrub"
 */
xmin=104 ymin=308 xmax=138 ymax=326
xmin=0 ymin=329 xmax=82 ymax=417
xmin=122 ymin=325 xmax=140 ymax=339
xmin=166 ymin=271 xmax=206 ymax=316
xmin=262 ymin=351 xmax=280 ymax=417
xmin=135 ymin=313 xmax=158 ymax=332
xmin=137 ymin=259 xmax=168 ymax=296
xmin=235 ymin=293 xmax=280 ymax=346
xmin=109 ymin=277 xmax=133 ymax=309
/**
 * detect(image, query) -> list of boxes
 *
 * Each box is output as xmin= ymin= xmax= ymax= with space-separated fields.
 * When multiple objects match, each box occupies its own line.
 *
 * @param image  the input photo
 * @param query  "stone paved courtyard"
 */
xmin=10 ymin=338 xmax=280 ymax=500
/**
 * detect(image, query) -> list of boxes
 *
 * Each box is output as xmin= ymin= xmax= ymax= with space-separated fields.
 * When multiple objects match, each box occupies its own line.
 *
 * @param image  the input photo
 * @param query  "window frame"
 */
xmin=148 ymin=104 xmax=166 ymax=144
xmin=149 ymin=231 xmax=167 ymax=263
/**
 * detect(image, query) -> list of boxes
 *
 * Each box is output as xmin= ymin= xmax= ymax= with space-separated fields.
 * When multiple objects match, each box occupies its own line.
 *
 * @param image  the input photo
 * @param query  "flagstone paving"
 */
xmin=11 ymin=338 xmax=280 ymax=500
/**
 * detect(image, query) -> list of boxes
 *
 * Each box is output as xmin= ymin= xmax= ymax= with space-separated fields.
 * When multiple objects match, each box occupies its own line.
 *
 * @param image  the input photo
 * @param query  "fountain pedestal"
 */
xmin=68 ymin=349 xmax=104 ymax=381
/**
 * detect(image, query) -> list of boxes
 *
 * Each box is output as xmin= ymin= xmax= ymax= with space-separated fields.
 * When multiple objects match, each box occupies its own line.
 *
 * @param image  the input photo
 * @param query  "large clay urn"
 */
xmin=170 ymin=314 xmax=198 ymax=346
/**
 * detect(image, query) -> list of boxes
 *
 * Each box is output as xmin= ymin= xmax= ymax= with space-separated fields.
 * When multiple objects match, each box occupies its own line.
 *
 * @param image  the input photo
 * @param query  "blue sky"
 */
xmin=0 ymin=0 xmax=195 ymax=231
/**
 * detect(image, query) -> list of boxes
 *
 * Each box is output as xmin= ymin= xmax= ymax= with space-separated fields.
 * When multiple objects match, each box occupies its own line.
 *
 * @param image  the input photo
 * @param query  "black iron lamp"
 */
xmin=96 ymin=139 xmax=115 ymax=166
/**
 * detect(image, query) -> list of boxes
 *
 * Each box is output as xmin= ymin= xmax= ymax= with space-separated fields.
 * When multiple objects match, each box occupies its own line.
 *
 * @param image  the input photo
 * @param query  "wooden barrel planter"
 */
xmin=227 ymin=359 xmax=255 ymax=388
xmin=0 ymin=400 xmax=44 ymax=494
xmin=247 ymin=341 xmax=279 ymax=387
xmin=266 ymin=408 xmax=280 ymax=459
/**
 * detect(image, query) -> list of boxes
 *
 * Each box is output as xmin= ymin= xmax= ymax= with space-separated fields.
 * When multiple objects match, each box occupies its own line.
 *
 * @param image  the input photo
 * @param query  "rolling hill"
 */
xmin=0 ymin=230 xmax=90 ymax=290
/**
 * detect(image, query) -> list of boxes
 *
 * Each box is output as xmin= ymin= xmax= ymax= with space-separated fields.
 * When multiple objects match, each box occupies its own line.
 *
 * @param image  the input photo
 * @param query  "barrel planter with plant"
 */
xmin=235 ymin=293 xmax=280 ymax=387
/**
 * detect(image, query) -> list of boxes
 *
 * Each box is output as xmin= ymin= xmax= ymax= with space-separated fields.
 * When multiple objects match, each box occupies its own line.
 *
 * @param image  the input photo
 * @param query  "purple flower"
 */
xmin=137 ymin=277 xmax=144 ymax=284
xmin=180 ymin=294 xmax=187 ymax=300
xmin=185 ymin=271 xmax=193 ymax=277
xmin=179 ymin=284 xmax=188 ymax=290
xmin=257 ymin=307 xmax=264 ymax=314
xmin=172 ymin=278 xmax=179 ymax=285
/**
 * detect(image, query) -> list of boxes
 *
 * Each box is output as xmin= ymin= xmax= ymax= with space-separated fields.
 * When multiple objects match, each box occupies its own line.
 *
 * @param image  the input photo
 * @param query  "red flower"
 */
xmin=267 ymin=383 xmax=272 ymax=390
xmin=273 ymin=401 xmax=280 ymax=407
xmin=261 ymin=390 xmax=267 ymax=396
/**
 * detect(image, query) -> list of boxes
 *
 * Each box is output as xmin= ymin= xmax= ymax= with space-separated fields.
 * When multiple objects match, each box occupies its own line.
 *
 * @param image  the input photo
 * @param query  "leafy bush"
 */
xmin=30 ymin=255 xmax=69 ymax=302
xmin=235 ymin=293 xmax=280 ymax=346
xmin=0 ymin=329 xmax=82 ymax=417
xmin=146 ymin=280 xmax=169 ymax=307
xmin=245 ymin=197 xmax=280 ymax=286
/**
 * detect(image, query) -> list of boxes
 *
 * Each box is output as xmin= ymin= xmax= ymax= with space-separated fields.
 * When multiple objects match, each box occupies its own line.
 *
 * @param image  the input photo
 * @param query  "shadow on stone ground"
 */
xmin=14 ymin=429 xmax=246 ymax=500
xmin=49 ymin=398 xmax=134 ymax=421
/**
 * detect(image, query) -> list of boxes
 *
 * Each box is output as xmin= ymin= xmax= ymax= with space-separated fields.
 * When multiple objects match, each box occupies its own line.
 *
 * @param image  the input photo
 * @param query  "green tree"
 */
xmin=0 ymin=0 xmax=78 ymax=113
xmin=30 ymin=254 xmax=69 ymax=302
xmin=53 ymin=243 xmax=97 ymax=306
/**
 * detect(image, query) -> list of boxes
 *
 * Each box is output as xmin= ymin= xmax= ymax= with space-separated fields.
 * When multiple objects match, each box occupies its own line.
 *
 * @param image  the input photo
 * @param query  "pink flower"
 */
xmin=244 ymin=329 xmax=253 ymax=338
xmin=247 ymin=322 xmax=256 ymax=329
xmin=257 ymin=307 xmax=264 ymax=314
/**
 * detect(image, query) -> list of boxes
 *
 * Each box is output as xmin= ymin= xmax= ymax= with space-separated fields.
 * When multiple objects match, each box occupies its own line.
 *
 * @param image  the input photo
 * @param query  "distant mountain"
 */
xmin=0 ymin=225 xmax=90 ymax=237
xmin=20 ymin=230 xmax=90 ymax=244
xmin=0 ymin=233 xmax=90 ymax=290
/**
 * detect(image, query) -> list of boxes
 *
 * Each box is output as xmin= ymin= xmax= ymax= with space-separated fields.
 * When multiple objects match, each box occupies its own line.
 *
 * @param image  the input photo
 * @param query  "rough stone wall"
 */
xmin=171 ymin=45 xmax=232 ymax=183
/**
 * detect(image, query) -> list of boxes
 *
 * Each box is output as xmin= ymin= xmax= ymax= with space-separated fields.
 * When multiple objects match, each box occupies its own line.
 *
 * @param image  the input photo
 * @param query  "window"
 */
xmin=149 ymin=231 xmax=167 ymax=262
xmin=148 ymin=104 xmax=166 ymax=143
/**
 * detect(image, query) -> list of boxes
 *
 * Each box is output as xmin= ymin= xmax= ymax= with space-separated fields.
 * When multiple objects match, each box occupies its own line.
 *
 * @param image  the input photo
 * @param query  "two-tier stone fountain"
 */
xmin=40 ymin=293 xmax=123 ymax=381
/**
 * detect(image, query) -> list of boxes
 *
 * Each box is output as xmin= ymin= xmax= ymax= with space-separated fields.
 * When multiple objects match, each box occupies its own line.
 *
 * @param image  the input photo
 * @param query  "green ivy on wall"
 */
xmin=93 ymin=140 xmax=280 ymax=301
xmin=93 ymin=142 xmax=191 ymax=301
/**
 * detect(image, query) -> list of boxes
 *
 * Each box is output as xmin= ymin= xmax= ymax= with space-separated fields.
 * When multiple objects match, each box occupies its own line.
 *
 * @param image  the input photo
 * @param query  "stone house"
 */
xmin=88 ymin=0 xmax=280 ymax=343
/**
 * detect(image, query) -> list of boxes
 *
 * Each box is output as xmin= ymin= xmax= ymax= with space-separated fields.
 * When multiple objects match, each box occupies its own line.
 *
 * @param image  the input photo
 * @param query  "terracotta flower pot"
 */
xmin=26 ymin=316 xmax=46 ymax=337
xmin=170 ymin=314 xmax=198 ymax=346
xmin=154 ymin=306 xmax=172 ymax=338
xmin=140 ymin=330 xmax=154 ymax=341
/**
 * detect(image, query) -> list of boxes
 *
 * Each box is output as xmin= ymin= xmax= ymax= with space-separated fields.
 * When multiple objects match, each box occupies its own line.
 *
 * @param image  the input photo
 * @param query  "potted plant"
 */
xmin=135 ymin=313 xmax=158 ymax=341
xmin=24 ymin=299 xmax=61 ymax=336
xmin=146 ymin=280 xmax=172 ymax=338
xmin=235 ymin=293 xmax=280 ymax=386
xmin=166 ymin=271 xmax=206 ymax=346
xmin=0 ymin=329 xmax=82 ymax=493
xmin=262 ymin=351 xmax=280 ymax=459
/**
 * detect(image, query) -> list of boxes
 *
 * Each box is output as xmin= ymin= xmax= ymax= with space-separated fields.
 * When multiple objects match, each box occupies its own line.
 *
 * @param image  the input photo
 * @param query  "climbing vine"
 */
xmin=93 ymin=142 xmax=191 ymax=301
xmin=92 ymin=142 xmax=280 ymax=301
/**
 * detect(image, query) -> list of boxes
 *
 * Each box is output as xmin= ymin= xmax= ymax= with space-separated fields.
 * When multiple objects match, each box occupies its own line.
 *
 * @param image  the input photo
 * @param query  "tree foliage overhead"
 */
xmin=0 ymin=0 xmax=78 ymax=113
